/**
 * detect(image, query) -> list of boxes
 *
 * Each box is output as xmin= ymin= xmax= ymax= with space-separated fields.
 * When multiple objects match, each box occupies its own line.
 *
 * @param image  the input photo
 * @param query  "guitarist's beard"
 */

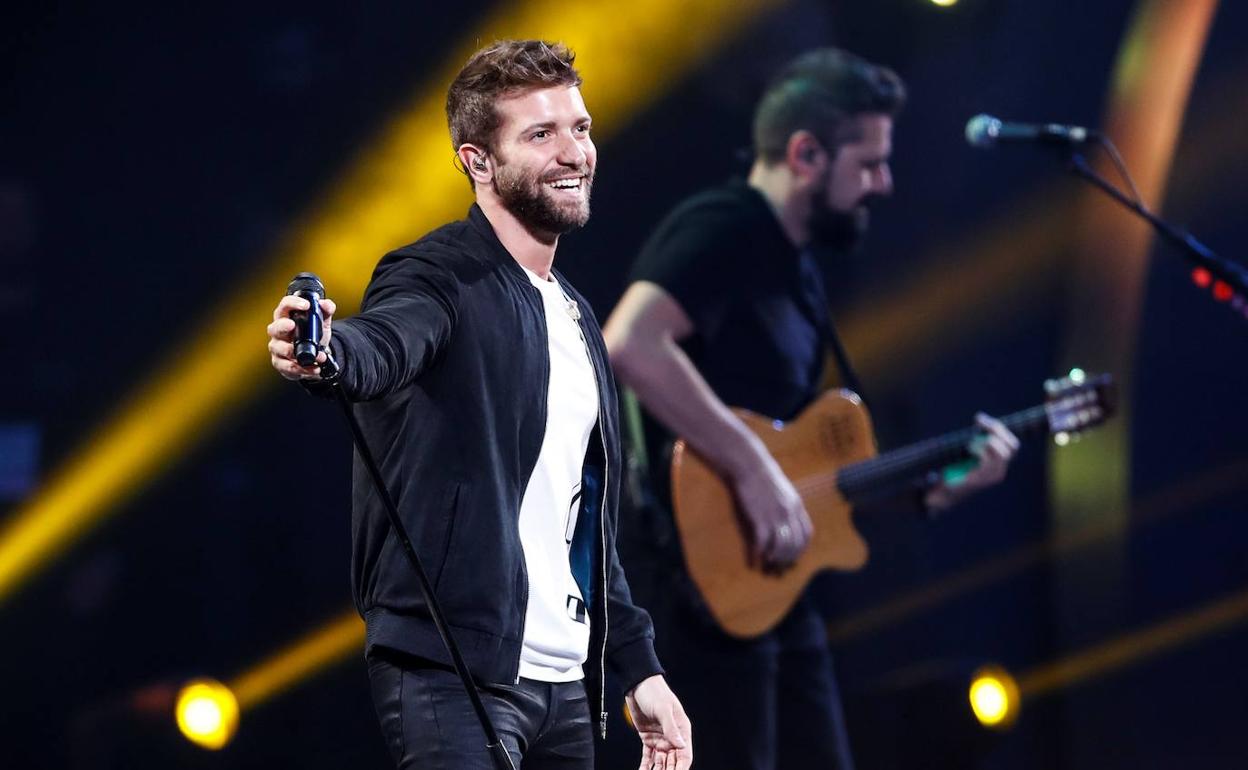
xmin=807 ymin=189 xmax=878 ymax=263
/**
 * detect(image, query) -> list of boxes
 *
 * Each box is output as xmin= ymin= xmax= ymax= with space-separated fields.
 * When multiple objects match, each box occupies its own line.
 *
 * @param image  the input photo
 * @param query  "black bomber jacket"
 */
xmin=323 ymin=204 xmax=661 ymax=736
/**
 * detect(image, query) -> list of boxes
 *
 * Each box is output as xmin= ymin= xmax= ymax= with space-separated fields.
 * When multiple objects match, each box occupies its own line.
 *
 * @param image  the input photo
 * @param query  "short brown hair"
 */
xmin=754 ymin=48 xmax=906 ymax=164
xmin=446 ymin=40 xmax=582 ymax=155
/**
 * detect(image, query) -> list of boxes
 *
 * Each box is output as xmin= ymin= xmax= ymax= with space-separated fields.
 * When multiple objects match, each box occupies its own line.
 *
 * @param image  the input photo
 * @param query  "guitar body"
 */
xmin=668 ymin=372 xmax=1113 ymax=639
xmin=671 ymin=390 xmax=877 ymax=639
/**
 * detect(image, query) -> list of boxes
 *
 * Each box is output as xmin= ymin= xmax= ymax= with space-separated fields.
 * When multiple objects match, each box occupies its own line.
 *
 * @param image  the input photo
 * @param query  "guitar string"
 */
xmin=799 ymin=396 xmax=1099 ymax=499
xmin=837 ymin=404 xmax=1051 ymax=485
xmin=788 ymin=405 xmax=1053 ymax=501
xmin=699 ymin=395 xmax=1097 ymax=504
xmin=758 ymin=430 xmax=986 ymax=503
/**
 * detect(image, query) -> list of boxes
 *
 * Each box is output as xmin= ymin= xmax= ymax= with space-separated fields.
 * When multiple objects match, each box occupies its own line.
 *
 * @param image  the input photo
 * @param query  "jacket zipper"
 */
xmin=570 ymin=301 xmax=611 ymax=740
xmin=596 ymin=419 xmax=611 ymax=738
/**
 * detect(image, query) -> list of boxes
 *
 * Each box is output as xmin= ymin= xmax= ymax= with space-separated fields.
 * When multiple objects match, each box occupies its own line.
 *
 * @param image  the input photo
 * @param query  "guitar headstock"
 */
xmin=1043 ymin=369 xmax=1117 ymax=444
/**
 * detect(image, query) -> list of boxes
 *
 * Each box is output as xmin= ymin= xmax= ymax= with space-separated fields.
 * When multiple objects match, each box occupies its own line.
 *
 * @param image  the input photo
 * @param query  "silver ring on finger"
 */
xmin=777 ymin=523 xmax=792 ymax=542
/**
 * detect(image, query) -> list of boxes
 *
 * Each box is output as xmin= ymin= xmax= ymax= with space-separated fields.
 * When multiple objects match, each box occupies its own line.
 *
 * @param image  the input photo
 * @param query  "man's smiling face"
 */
xmin=490 ymin=84 xmax=596 ymax=237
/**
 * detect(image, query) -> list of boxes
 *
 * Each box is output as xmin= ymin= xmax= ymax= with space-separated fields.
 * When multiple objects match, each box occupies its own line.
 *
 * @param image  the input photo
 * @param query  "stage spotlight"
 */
xmin=174 ymin=678 xmax=239 ymax=750
xmin=969 ymin=664 xmax=1020 ymax=729
xmin=930 ymin=0 xmax=958 ymax=7
xmin=847 ymin=659 xmax=1017 ymax=767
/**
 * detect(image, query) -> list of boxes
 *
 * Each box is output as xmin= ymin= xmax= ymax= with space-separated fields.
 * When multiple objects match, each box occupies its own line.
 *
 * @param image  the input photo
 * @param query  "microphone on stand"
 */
xmin=965 ymin=114 xmax=1248 ymax=314
xmin=965 ymin=114 xmax=1096 ymax=149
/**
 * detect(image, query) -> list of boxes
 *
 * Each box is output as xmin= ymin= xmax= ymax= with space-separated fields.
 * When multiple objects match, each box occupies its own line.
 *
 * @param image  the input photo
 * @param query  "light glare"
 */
xmin=175 ymin=679 xmax=239 ymax=751
xmin=968 ymin=665 xmax=1020 ymax=729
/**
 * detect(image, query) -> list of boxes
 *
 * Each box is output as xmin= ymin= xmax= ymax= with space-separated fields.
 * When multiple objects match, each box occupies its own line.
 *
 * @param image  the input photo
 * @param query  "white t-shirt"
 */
xmin=516 ymin=266 xmax=599 ymax=682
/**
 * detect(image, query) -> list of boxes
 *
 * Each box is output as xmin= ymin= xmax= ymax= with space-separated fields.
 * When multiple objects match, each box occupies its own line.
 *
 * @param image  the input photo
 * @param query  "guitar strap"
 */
xmin=796 ymin=249 xmax=871 ymax=408
xmin=619 ymin=387 xmax=674 ymax=550
xmin=823 ymin=314 xmax=870 ymax=408
xmin=620 ymin=387 xmax=652 ymax=505
xmin=797 ymin=254 xmax=940 ymax=509
xmin=818 ymin=302 xmax=936 ymax=513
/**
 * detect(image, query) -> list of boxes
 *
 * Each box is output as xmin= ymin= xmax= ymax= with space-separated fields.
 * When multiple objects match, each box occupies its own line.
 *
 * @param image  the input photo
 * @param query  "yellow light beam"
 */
xmin=835 ymin=189 xmax=1074 ymax=383
xmin=828 ymin=456 xmax=1248 ymax=643
xmin=1018 ymin=582 xmax=1248 ymax=699
xmin=0 ymin=0 xmax=786 ymax=607
xmin=1050 ymin=0 xmax=1218 ymax=573
xmin=230 ymin=609 xmax=364 ymax=711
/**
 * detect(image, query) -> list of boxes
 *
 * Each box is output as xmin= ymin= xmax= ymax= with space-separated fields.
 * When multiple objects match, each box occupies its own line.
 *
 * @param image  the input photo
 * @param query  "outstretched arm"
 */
xmin=264 ymin=251 xmax=459 ymax=400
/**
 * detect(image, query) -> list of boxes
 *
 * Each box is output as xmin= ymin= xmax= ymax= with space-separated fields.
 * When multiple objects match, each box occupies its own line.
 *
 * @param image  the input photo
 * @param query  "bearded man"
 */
xmin=603 ymin=48 xmax=1018 ymax=770
xmin=266 ymin=39 xmax=691 ymax=770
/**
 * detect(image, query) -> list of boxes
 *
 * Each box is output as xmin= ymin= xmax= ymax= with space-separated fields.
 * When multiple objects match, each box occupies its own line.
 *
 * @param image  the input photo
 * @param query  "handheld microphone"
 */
xmin=286 ymin=272 xmax=325 ymax=367
xmin=965 ymin=114 xmax=1095 ymax=149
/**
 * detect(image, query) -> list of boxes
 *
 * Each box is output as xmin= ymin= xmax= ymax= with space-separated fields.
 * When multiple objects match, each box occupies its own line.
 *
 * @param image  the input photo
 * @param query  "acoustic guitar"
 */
xmin=670 ymin=373 xmax=1115 ymax=638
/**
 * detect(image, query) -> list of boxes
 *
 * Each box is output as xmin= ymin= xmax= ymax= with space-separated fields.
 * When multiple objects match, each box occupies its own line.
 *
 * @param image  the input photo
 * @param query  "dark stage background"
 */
xmin=2 ymin=1 xmax=1246 ymax=767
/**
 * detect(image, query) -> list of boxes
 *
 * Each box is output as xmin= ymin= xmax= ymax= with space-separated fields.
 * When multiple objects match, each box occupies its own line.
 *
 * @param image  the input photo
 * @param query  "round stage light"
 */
xmin=175 ymin=678 xmax=240 ymax=750
xmin=968 ymin=664 xmax=1020 ymax=729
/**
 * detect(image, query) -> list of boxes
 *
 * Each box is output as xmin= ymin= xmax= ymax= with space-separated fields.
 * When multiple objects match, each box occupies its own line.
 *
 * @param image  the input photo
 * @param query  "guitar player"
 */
xmin=602 ymin=48 xmax=1019 ymax=770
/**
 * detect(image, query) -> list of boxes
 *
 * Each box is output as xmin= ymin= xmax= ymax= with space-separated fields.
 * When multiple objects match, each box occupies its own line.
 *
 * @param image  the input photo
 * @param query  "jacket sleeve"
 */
xmin=603 ymin=525 xmax=664 ymax=695
xmin=329 ymin=246 xmax=461 ymax=402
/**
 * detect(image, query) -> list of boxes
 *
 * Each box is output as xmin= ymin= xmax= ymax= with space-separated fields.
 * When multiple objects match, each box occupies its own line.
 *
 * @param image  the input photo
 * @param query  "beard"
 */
xmin=807 ymin=187 xmax=872 ymax=258
xmin=493 ymin=160 xmax=593 ymax=238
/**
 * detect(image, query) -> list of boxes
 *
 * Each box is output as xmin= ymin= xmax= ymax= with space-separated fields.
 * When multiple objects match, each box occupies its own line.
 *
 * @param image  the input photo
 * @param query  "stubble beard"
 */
xmin=493 ymin=161 xmax=594 ymax=238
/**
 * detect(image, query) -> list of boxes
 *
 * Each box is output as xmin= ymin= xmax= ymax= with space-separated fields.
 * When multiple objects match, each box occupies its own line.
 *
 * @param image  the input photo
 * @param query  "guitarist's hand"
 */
xmin=732 ymin=447 xmax=814 ymax=572
xmin=925 ymin=412 xmax=1020 ymax=512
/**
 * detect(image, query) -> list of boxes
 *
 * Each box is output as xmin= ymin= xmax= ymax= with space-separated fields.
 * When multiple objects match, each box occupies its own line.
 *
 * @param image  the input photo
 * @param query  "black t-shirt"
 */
xmin=629 ymin=182 xmax=836 ymax=500
xmin=630 ymin=182 xmax=832 ymax=421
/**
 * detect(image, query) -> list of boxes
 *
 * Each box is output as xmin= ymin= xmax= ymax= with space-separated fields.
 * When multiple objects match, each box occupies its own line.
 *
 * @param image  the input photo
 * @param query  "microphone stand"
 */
xmin=1065 ymin=147 xmax=1248 ymax=311
xmin=317 ymin=352 xmax=517 ymax=770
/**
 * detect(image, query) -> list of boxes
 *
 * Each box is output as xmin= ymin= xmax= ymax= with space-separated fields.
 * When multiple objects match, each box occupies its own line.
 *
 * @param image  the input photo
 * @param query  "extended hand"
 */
xmin=267 ymin=295 xmax=336 ymax=381
xmin=925 ymin=412 xmax=1020 ymax=511
xmin=627 ymin=675 xmax=692 ymax=770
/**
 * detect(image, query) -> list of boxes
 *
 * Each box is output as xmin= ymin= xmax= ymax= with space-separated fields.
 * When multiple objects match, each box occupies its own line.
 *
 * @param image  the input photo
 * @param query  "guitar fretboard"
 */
xmin=835 ymin=405 xmax=1051 ymax=504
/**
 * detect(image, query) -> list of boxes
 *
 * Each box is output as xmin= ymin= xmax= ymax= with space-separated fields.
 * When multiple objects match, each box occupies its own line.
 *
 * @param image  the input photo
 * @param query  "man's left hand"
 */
xmin=924 ymin=412 xmax=1020 ymax=512
xmin=626 ymin=675 xmax=692 ymax=770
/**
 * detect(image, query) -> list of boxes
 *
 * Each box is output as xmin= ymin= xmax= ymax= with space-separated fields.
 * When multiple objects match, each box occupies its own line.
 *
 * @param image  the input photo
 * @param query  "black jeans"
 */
xmin=603 ymin=558 xmax=855 ymax=770
xmin=366 ymin=650 xmax=594 ymax=769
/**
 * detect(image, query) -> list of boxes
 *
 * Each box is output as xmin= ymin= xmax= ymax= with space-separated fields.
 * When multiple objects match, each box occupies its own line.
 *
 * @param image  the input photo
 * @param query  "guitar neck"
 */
xmin=836 ymin=404 xmax=1050 ymax=504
